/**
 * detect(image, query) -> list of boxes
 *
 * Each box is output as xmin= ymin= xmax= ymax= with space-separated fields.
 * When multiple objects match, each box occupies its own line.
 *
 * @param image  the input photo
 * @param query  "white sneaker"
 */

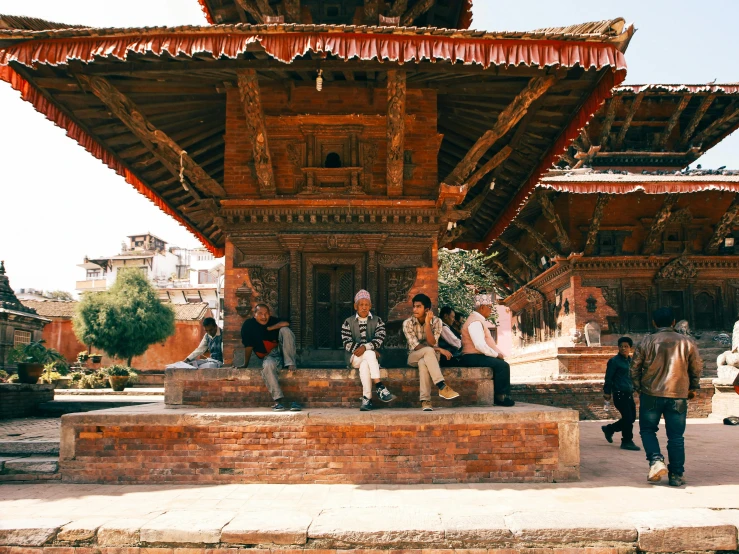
xmin=648 ymin=459 xmax=668 ymax=482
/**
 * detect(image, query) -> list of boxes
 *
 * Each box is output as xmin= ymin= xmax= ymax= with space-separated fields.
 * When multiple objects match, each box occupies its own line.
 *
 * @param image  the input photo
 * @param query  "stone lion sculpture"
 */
xmin=716 ymin=320 xmax=739 ymax=383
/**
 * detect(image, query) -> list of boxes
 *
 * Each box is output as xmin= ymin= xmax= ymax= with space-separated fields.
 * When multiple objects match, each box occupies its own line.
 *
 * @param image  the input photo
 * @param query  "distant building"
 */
xmin=76 ymin=233 xmax=224 ymax=324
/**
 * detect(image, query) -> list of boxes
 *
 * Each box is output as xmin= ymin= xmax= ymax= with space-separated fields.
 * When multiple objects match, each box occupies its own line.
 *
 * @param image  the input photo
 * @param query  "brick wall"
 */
xmin=0 ymin=383 xmax=54 ymax=419
xmin=60 ymin=406 xmax=579 ymax=484
xmin=165 ymin=366 xmax=494 ymax=408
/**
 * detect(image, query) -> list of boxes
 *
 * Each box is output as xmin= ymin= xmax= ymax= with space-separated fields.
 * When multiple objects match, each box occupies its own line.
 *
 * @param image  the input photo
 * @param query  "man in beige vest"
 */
xmin=461 ymin=293 xmax=514 ymax=407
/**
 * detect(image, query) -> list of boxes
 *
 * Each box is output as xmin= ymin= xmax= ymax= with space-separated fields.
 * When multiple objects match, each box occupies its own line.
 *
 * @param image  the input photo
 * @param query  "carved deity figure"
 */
xmin=716 ymin=320 xmax=739 ymax=383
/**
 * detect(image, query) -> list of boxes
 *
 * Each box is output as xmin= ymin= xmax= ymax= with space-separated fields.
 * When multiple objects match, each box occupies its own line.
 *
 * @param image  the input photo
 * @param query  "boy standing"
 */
xmin=341 ymin=290 xmax=396 ymax=411
xmin=602 ymin=337 xmax=641 ymax=451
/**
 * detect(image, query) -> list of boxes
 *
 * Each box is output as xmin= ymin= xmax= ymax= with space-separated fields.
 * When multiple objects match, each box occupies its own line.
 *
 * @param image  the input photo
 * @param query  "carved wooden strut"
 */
xmin=599 ymin=95 xmax=621 ymax=148
xmin=642 ymin=194 xmax=680 ymax=255
xmin=400 ymin=0 xmax=435 ymax=26
xmin=583 ymin=194 xmax=612 ymax=255
xmin=281 ymin=0 xmax=301 ymax=23
xmin=488 ymin=255 xmax=525 ymax=287
xmin=237 ymin=69 xmax=276 ymax=197
xmin=613 ymin=91 xmax=644 ymax=149
xmin=496 ymin=238 xmax=540 ymax=274
xmin=386 ymin=70 xmax=406 ymax=197
xmin=705 ymin=194 xmax=739 ymax=254
xmin=536 ymin=191 xmax=572 ymax=254
xmin=680 ymin=94 xmax=715 ymax=147
xmin=659 ymin=95 xmax=691 ymax=148
xmin=511 ymin=220 xmax=559 ymax=259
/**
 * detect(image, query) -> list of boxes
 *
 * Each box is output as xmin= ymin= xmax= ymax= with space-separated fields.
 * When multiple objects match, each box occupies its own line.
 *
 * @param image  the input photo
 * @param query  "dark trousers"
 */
xmin=605 ymin=390 xmax=636 ymax=442
xmin=461 ymin=354 xmax=511 ymax=397
xmin=639 ymin=393 xmax=688 ymax=476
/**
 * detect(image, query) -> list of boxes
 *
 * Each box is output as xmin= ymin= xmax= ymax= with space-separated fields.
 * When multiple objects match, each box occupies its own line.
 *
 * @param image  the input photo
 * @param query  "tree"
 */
xmin=73 ymin=269 xmax=175 ymax=366
xmin=47 ymin=290 xmax=73 ymax=301
xmin=438 ymin=248 xmax=502 ymax=322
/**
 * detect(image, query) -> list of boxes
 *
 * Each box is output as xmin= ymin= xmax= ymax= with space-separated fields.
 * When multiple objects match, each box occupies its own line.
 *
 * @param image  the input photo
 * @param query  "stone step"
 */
xmin=0 ymin=441 xmax=59 ymax=456
xmin=0 ymin=455 xmax=60 ymax=483
xmin=37 ymin=397 xmax=161 ymax=417
xmin=55 ymin=388 xmax=164 ymax=396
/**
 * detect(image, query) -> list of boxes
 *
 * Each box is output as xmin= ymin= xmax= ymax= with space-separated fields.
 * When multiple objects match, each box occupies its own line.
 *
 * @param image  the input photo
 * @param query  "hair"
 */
xmin=254 ymin=303 xmax=271 ymax=314
xmin=617 ymin=336 xmax=633 ymax=347
xmin=203 ymin=317 xmax=216 ymax=327
xmin=652 ymin=307 xmax=675 ymax=328
xmin=439 ymin=306 xmax=454 ymax=319
xmin=412 ymin=293 xmax=432 ymax=310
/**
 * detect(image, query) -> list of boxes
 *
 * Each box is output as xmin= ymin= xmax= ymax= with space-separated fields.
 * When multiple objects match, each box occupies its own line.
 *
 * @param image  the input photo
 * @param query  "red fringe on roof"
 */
xmin=196 ymin=0 xmax=215 ymax=25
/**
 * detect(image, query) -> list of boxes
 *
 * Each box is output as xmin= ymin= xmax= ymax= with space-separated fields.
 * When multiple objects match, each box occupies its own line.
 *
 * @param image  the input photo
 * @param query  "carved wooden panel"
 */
xmin=386 ymin=268 xmax=416 ymax=314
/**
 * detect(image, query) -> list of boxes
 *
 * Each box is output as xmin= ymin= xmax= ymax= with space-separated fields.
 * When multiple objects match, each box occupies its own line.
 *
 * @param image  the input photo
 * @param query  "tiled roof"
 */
xmin=171 ymin=302 xmax=211 ymax=321
xmin=0 ymin=14 xmax=84 ymax=31
xmin=21 ymin=299 xmax=211 ymax=321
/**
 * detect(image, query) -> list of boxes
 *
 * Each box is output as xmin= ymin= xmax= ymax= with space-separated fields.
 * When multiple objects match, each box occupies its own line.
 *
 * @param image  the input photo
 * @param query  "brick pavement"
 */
xmin=0 ymin=418 xmax=60 ymax=443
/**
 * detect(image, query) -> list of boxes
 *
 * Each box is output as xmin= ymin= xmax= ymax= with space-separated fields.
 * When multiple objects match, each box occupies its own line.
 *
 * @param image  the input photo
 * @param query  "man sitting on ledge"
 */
xmin=403 ymin=293 xmax=460 ymax=411
xmin=183 ymin=317 xmax=223 ymax=369
xmin=461 ymin=293 xmax=515 ymax=407
xmin=240 ymin=303 xmax=302 ymax=412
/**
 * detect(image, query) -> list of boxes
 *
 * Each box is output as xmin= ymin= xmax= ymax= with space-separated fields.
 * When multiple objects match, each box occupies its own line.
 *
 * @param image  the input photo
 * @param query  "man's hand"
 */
xmin=603 ymin=394 xmax=612 ymax=401
xmin=354 ymin=345 xmax=366 ymax=357
xmin=266 ymin=321 xmax=289 ymax=332
xmin=688 ymin=390 xmax=696 ymax=400
xmin=437 ymin=347 xmax=452 ymax=360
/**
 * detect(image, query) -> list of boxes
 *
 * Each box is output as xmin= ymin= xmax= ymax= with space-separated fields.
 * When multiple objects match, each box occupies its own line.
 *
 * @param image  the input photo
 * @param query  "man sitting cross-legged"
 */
xmin=460 ymin=293 xmax=515 ymax=407
xmin=240 ymin=303 xmax=302 ymax=412
xmin=403 ymin=293 xmax=460 ymax=411
xmin=341 ymin=289 xmax=396 ymax=411
xmin=183 ymin=317 xmax=223 ymax=369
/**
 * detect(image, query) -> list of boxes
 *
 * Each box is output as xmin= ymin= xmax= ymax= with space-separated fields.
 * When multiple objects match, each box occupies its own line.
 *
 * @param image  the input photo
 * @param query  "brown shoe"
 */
xmin=421 ymin=400 xmax=433 ymax=411
xmin=438 ymin=386 xmax=460 ymax=400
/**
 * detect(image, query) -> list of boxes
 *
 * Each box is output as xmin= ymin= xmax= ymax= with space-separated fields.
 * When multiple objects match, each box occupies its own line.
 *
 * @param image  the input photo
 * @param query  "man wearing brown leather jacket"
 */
xmin=630 ymin=307 xmax=702 ymax=487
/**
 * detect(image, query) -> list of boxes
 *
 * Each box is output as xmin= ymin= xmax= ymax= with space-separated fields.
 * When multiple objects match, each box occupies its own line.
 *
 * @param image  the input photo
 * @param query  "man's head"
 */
xmin=254 ymin=303 xmax=271 ymax=326
xmin=617 ymin=336 xmax=633 ymax=357
xmin=203 ymin=317 xmax=218 ymax=337
xmin=412 ymin=293 xmax=432 ymax=320
xmin=440 ymin=306 xmax=456 ymax=327
xmin=474 ymin=292 xmax=494 ymax=319
xmin=354 ymin=290 xmax=372 ymax=318
xmin=652 ymin=307 xmax=676 ymax=329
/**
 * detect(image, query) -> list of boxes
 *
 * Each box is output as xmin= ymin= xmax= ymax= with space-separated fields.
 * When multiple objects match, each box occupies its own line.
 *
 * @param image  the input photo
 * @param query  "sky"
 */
xmin=1 ymin=0 xmax=738 ymax=294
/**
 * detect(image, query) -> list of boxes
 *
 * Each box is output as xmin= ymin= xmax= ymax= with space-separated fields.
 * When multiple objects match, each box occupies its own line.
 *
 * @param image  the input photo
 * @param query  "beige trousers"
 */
xmin=407 ymin=346 xmax=444 ymax=401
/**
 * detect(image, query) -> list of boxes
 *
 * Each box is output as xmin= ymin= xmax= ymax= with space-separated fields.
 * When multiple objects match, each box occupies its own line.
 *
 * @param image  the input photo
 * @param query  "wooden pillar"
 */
xmin=279 ymin=236 xmax=304 ymax=347
xmin=583 ymin=194 xmax=612 ymax=255
xmin=386 ymin=70 xmax=406 ymax=197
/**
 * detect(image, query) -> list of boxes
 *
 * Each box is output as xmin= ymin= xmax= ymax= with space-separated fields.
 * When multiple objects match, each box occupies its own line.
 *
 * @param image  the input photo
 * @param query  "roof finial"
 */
xmin=0 ymin=260 xmax=5 ymax=276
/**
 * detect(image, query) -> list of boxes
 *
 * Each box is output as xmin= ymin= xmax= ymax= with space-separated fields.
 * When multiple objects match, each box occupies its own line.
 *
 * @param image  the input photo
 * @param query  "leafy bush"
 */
xmin=438 ymin=249 xmax=501 ymax=322
xmin=39 ymin=370 xmax=63 ymax=384
xmin=8 ymin=340 xmax=65 ymax=366
xmin=0 ymin=370 xmax=9 ymax=383
xmin=78 ymin=372 xmax=109 ymax=389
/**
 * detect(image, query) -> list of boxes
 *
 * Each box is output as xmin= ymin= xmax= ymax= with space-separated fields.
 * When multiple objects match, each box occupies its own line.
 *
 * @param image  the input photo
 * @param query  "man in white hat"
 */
xmin=460 ymin=293 xmax=514 ymax=407
xmin=341 ymin=289 xmax=396 ymax=411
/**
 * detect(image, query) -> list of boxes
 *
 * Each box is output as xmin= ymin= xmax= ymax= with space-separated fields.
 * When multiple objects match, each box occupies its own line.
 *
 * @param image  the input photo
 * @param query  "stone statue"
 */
xmin=716 ymin=320 xmax=739 ymax=384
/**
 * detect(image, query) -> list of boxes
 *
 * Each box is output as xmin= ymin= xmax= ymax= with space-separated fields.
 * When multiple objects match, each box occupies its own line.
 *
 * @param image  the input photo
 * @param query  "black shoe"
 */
xmin=289 ymin=401 xmax=302 ymax=412
xmin=493 ymin=397 xmax=515 ymax=407
xmin=272 ymin=402 xmax=286 ymax=412
xmin=360 ymin=397 xmax=374 ymax=411
xmin=620 ymin=441 xmax=641 ymax=451
xmin=668 ymin=472 xmax=686 ymax=487
xmin=601 ymin=425 xmax=614 ymax=443
xmin=376 ymin=387 xmax=396 ymax=403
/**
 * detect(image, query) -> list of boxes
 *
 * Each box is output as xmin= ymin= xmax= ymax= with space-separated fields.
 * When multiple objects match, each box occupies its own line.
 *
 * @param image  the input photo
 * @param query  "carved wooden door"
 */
xmin=314 ymin=266 xmax=355 ymax=349
xmin=694 ymin=291 xmax=717 ymax=330
xmin=661 ymin=291 xmax=685 ymax=324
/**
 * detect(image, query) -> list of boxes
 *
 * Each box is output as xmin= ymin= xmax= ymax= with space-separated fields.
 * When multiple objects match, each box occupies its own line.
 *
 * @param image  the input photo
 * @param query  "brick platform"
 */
xmin=59 ymin=403 xmax=579 ymax=484
xmin=508 ymin=346 xmax=617 ymax=382
xmin=165 ymin=366 xmax=496 ymax=408
xmin=0 ymin=383 xmax=54 ymax=419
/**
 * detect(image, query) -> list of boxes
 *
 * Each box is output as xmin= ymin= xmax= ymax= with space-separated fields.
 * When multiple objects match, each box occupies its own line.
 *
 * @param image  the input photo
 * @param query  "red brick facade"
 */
xmin=0 ymin=383 xmax=54 ymax=419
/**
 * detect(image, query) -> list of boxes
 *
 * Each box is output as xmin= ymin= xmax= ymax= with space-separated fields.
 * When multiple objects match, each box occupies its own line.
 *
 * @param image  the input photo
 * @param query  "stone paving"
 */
xmin=0 ymin=420 xmax=737 ymax=551
xmin=0 ymin=418 xmax=60 ymax=443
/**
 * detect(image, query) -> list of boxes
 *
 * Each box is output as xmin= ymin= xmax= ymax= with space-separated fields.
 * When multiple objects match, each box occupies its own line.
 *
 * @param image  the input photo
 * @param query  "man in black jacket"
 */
xmin=602 ymin=336 xmax=641 ymax=451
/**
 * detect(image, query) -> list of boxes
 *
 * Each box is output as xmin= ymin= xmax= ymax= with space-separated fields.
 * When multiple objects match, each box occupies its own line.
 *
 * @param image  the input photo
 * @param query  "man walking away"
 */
xmin=631 ymin=307 xmax=702 ymax=486
xmin=602 ymin=337 xmax=640 ymax=451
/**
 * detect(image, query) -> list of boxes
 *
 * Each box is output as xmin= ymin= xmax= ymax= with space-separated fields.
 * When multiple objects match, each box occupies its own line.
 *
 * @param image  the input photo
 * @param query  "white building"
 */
xmin=76 ymin=233 xmax=224 ymax=324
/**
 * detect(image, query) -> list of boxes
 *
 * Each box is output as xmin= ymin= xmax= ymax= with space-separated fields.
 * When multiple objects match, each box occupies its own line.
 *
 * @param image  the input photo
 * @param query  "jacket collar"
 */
xmin=355 ymin=312 xmax=373 ymax=319
xmin=655 ymin=327 xmax=675 ymax=333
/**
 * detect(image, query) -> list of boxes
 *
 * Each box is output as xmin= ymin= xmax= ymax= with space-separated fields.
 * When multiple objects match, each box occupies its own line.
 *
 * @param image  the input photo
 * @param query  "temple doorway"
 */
xmin=314 ymin=265 xmax=355 ymax=349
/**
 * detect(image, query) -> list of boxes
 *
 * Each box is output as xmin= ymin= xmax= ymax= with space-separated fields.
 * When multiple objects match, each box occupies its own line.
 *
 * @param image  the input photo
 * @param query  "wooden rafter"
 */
xmin=464 ymin=146 xmax=512 ymax=190
xmin=642 ymin=194 xmax=679 ymax=255
xmin=77 ymin=74 xmax=226 ymax=199
xmin=363 ymin=0 xmax=380 ymax=23
xmin=489 ymin=256 xmax=525 ymax=287
xmin=236 ymin=69 xmax=276 ymax=197
xmin=400 ymin=0 xmax=435 ymax=26
xmin=235 ymin=0 xmax=264 ymax=22
xmin=511 ymin=220 xmax=559 ymax=259
xmin=388 ymin=0 xmax=409 ymax=17
xmin=705 ymin=194 xmax=739 ymax=254
xmin=386 ymin=69 xmax=406 ymax=197
xmin=282 ymin=0 xmax=301 ymax=22
xmin=496 ymin=238 xmax=539 ymax=274
xmin=537 ymin=191 xmax=572 ymax=253
xmin=254 ymin=0 xmax=275 ymax=16
xmin=659 ymin=95 xmax=691 ymax=148
xmin=691 ymin=100 xmax=739 ymax=147
xmin=442 ymin=76 xmax=556 ymax=188
xmin=613 ymin=91 xmax=644 ymax=149
xmin=583 ymin=194 xmax=612 ymax=255
xmin=680 ymin=94 xmax=715 ymax=147
xmin=598 ymin=95 xmax=621 ymax=148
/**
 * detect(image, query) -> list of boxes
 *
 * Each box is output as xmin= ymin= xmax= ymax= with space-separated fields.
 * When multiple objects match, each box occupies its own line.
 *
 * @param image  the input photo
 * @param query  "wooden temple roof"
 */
xmin=560 ymin=84 xmax=739 ymax=170
xmin=0 ymin=18 xmax=632 ymax=256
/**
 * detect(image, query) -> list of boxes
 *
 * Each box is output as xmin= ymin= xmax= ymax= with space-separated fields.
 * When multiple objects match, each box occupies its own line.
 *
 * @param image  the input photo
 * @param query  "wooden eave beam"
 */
xmin=583 ymin=194 xmax=612 ymax=255
xmin=511 ymin=220 xmax=559 ymax=259
xmin=489 ymin=256 xmax=525 ymax=287
xmin=536 ymin=191 xmax=572 ymax=254
xmin=364 ymin=0 xmax=380 ymax=24
xmin=464 ymin=146 xmax=512 ymax=190
xmin=400 ymin=0 xmax=435 ymax=26
xmin=496 ymin=238 xmax=540 ymax=274
xmin=388 ymin=0 xmax=409 ymax=17
xmin=659 ymin=95 xmax=691 ymax=148
xmin=254 ymin=0 xmax=275 ymax=16
xmin=386 ymin=69 xmax=406 ymax=197
xmin=236 ymin=69 xmax=276 ymax=197
xmin=282 ymin=0 xmax=301 ymax=22
xmin=691 ymin=100 xmax=739 ymax=147
xmin=642 ymin=193 xmax=679 ymax=255
xmin=235 ymin=0 xmax=264 ymax=22
xmin=442 ymin=76 xmax=556 ymax=188
xmin=598 ymin=95 xmax=621 ymax=148
xmin=705 ymin=194 xmax=739 ymax=254
xmin=680 ymin=94 xmax=715 ymax=147
xmin=77 ymin=74 xmax=226 ymax=199
xmin=613 ymin=91 xmax=644 ymax=150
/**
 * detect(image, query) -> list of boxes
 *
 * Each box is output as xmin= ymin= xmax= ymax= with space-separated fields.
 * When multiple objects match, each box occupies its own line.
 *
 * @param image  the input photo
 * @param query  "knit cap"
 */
xmin=354 ymin=289 xmax=371 ymax=303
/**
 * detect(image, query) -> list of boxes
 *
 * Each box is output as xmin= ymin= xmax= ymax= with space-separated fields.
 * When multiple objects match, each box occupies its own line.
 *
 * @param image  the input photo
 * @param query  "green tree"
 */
xmin=438 ymin=248 xmax=501 ymax=322
xmin=47 ymin=290 xmax=74 ymax=301
xmin=73 ymin=269 xmax=175 ymax=366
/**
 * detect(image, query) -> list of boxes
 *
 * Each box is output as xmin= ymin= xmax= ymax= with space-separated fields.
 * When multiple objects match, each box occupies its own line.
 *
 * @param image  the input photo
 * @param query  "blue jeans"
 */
xmin=638 ymin=393 xmax=688 ymax=475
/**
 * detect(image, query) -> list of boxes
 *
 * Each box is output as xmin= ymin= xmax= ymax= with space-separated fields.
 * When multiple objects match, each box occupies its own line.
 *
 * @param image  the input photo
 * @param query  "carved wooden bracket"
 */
xmin=386 ymin=70 xmax=406 ymax=197
xmin=705 ymin=194 xmax=739 ymax=254
xmin=237 ymin=69 xmax=276 ymax=197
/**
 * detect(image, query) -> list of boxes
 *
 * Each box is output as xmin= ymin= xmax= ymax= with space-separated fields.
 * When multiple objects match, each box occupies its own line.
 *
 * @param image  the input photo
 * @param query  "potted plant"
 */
xmin=7 ymin=341 xmax=66 ymax=384
xmin=89 ymin=353 xmax=103 ymax=364
xmin=77 ymin=351 xmax=90 ymax=364
xmin=102 ymin=365 xmax=137 ymax=391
